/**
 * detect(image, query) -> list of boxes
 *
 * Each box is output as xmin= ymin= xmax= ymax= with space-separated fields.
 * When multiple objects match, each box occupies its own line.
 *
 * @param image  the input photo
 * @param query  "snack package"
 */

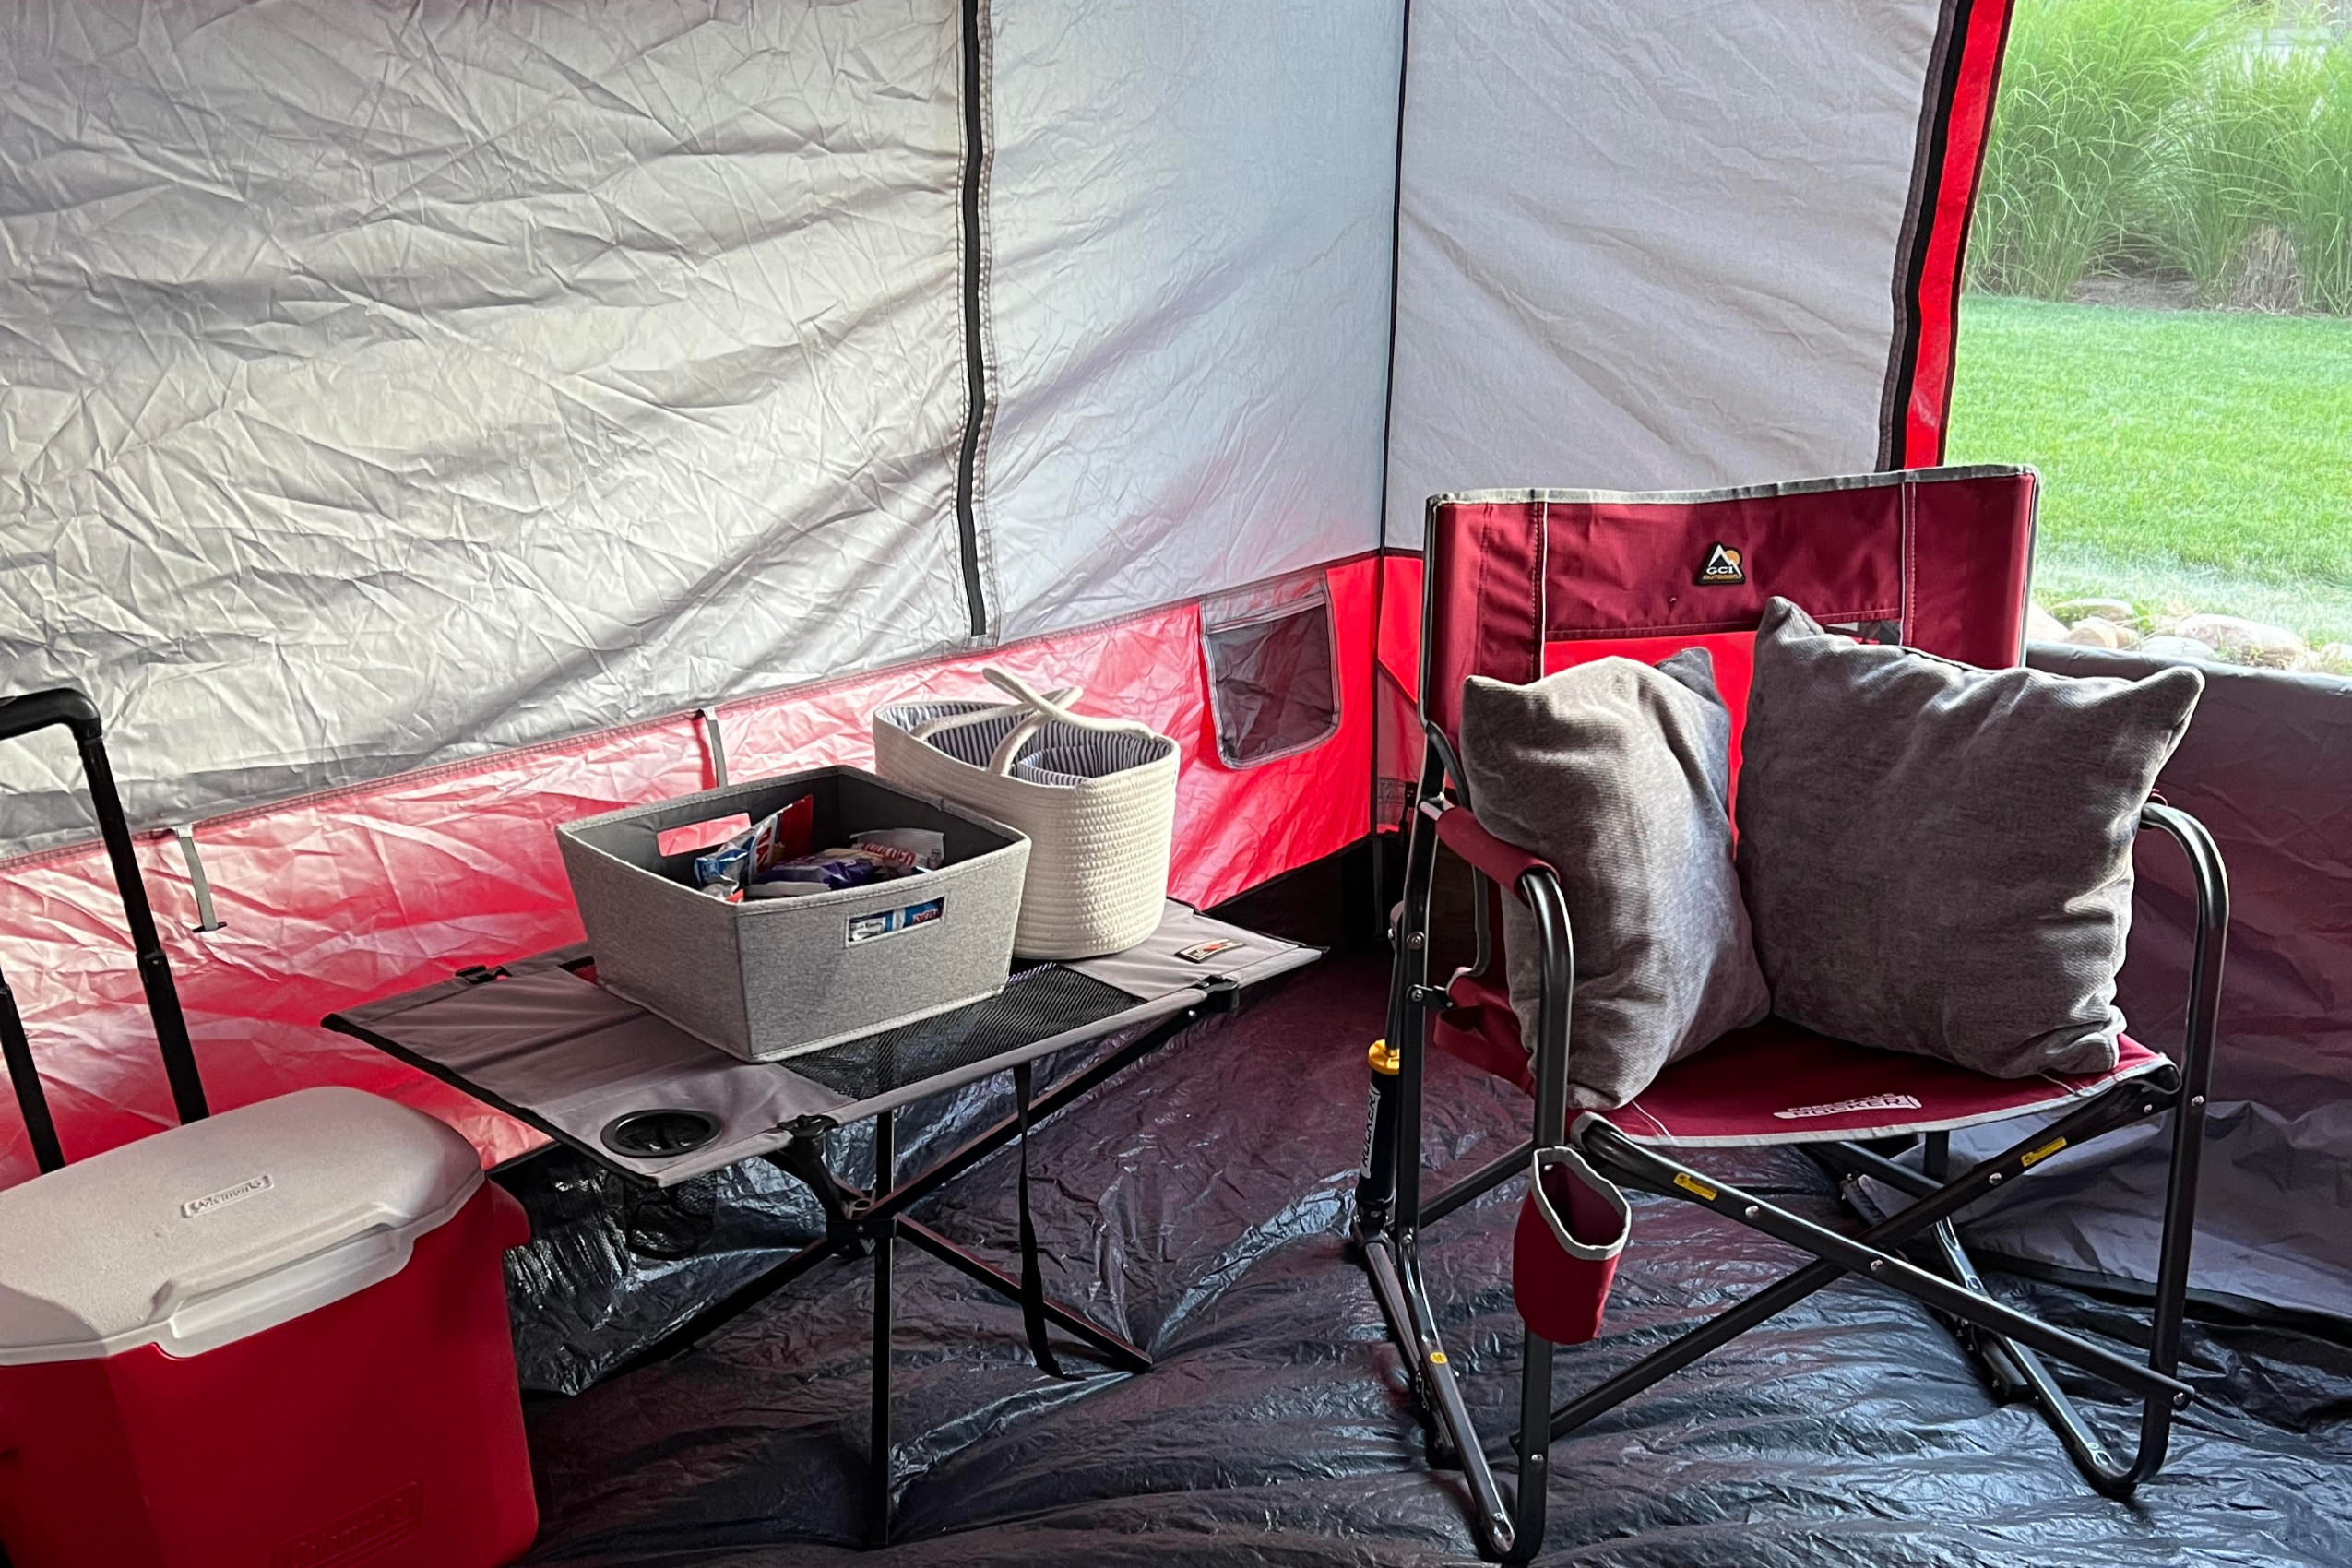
xmin=741 ymin=829 xmax=948 ymax=899
xmin=851 ymin=828 xmax=945 ymax=872
xmin=753 ymin=849 xmax=888 ymax=894
xmin=689 ymin=795 xmax=815 ymax=899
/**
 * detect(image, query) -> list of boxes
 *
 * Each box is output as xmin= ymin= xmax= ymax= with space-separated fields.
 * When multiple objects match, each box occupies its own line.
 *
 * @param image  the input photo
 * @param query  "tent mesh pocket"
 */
xmin=786 ymin=968 xmax=1138 ymax=1100
xmin=1200 ymin=571 xmax=1340 ymax=767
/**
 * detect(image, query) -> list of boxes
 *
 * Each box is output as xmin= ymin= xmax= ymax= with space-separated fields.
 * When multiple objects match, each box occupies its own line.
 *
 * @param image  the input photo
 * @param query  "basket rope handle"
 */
xmin=977 ymin=668 xmax=1160 ymax=776
xmin=908 ymin=687 xmax=1078 ymax=742
xmin=902 ymin=669 xmax=1158 ymax=776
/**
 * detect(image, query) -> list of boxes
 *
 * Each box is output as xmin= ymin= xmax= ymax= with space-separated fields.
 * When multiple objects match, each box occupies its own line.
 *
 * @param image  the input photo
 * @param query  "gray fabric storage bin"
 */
xmin=557 ymin=767 xmax=1028 ymax=1062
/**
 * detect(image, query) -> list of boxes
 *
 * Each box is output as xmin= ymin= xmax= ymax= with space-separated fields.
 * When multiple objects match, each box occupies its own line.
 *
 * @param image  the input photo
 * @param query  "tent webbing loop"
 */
xmin=172 ymin=826 xmax=223 ymax=934
xmin=695 ymin=708 xmax=730 ymax=790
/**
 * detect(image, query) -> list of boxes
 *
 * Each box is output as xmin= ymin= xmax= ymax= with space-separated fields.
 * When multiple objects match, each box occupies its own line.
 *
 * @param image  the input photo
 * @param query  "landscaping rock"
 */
xmin=2051 ymin=597 xmax=2135 ymax=626
xmin=2142 ymin=635 xmax=2216 ymax=663
xmin=2174 ymin=613 xmax=2307 ymax=668
xmin=2073 ymin=278 xmax=2195 ymax=312
xmin=2296 ymin=643 xmax=2352 ymax=678
xmin=2025 ymin=604 xmax=2069 ymax=645
xmin=2064 ymin=615 xmax=2137 ymax=650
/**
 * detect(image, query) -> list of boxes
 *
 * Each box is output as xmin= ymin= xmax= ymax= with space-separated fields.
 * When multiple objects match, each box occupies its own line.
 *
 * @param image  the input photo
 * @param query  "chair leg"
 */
xmin=1986 ymin=1055 xmax=2210 ymax=1498
xmin=1920 ymin=1222 xmax=2033 ymax=1400
xmin=1503 ymin=1328 xmax=1554 ymax=1566
xmin=1360 ymin=1226 xmax=1518 ymax=1556
xmin=1924 ymin=1220 xmax=2152 ymax=1493
xmin=1823 ymin=1081 xmax=2215 ymax=1497
xmin=1353 ymin=763 xmax=1575 ymax=1562
xmin=2114 ymin=801 xmax=2227 ymax=1491
xmin=1538 ymin=1094 xmax=2193 ymax=1448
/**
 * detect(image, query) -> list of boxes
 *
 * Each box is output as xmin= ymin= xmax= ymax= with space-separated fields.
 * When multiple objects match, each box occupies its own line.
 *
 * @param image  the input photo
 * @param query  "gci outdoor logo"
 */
xmin=1694 ymin=542 xmax=1745 ymax=585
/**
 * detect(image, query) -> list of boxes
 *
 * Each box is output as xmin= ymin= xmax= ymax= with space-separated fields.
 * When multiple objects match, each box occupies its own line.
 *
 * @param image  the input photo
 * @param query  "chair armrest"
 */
xmin=1429 ymin=802 xmax=1575 ymax=1133
xmin=2136 ymin=803 xmax=2229 ymax=1098
xmin=1431 ymin=802 xmax=1557 ymax=906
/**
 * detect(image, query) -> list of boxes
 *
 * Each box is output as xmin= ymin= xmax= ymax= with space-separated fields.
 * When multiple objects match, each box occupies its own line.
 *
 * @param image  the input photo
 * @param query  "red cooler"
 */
xmin=0 ymin=1086 xmax=539 ymax=1568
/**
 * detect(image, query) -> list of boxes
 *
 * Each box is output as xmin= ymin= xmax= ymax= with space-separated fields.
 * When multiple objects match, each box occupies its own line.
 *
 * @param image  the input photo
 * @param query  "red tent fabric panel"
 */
xmin=0 ymin=561 xmax=1378 ymax=1184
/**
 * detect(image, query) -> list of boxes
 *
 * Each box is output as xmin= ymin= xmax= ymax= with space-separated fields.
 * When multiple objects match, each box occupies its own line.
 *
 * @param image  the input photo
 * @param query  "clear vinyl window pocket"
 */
xmin=1199 ymin=569 xmax=1341 ymax=768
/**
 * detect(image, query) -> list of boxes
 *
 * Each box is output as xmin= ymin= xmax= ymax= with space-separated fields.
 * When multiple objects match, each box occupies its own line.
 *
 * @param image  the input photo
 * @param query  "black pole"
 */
xmin=76 ymin=729 xmax=208 ymax=1125
xmin=0 ymin=689 xmax=210 ymax=1170
xmin=0 ymin=965 xmax=65 ymax=1173
xmin=869 ymin=1108 xmax=896 ymax=1548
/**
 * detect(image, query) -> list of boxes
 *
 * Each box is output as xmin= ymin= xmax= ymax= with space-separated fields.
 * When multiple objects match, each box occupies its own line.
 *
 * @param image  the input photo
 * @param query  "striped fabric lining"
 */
xmin=876 ymin=702 xmax=1175 ymax=786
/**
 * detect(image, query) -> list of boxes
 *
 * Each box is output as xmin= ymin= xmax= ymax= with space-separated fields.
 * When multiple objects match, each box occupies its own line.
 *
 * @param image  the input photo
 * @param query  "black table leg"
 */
xmin=869 ymin=1109 xmax=896 ymax=1549
xmin=897 ymin=1218 xmax=1151 ymax=1372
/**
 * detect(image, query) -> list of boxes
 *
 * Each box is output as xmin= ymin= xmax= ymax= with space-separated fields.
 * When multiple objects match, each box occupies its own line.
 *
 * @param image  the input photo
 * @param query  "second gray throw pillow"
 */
xmin=1458 ymin=649 xmax=1769 ymax=1109
xmin=1736 ymin=598 xmax=2204 ymax=1078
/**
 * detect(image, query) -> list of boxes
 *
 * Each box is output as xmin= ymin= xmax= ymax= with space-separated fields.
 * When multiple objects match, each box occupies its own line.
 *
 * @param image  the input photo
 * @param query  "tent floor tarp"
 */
xmin=505 ymin=953 xmax=2352 ymax=1567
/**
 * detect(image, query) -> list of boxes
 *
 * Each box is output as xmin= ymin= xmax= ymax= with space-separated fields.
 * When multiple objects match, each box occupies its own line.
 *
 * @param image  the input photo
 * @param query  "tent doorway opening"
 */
xmin=1949 ymin=0 xmax=2352 ymax=671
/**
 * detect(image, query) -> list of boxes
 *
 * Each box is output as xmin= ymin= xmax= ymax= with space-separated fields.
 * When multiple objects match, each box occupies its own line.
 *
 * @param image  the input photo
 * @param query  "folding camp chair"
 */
xmin=1352 ymin=468 xmax=2227 ymax=1563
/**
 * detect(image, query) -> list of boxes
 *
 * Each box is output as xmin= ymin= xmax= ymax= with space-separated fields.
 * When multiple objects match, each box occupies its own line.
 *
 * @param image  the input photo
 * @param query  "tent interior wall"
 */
xmin=1 ymin=0 xmax=2347 ymax=1562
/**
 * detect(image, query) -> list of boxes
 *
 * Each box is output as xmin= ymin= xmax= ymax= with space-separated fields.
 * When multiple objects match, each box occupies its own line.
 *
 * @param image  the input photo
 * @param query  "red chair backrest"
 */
xmin=1419 ymin=468 xmax=2039 ymax=764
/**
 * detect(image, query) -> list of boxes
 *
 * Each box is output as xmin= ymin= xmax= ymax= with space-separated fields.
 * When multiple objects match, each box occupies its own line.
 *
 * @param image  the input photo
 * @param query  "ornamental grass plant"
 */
xmin=1973 ymin=0 xmax=2352 ymax=314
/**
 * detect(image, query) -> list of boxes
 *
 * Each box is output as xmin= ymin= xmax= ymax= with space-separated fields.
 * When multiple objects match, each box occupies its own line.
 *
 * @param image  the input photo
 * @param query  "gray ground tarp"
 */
xmin=502 ymin=953 xmax=2352 ymax=1564
xmin=1951 ymin=647 xmax=2352 ymax=1324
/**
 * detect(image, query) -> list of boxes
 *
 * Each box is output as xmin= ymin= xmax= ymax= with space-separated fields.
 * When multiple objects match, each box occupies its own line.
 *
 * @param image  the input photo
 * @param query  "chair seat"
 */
xmin=1434 ymin=977 xmax=2167 ymax=1146
xmin=1604 ymin=1018 xmax=2167 ymax=1146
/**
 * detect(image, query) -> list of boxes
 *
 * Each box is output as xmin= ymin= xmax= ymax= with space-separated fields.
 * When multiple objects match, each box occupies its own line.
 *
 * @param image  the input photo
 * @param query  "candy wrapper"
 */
xmin=742 ymin=829 xmax=947 ymax=900
xmin=688 ymin=795 xmax=815 ymax=899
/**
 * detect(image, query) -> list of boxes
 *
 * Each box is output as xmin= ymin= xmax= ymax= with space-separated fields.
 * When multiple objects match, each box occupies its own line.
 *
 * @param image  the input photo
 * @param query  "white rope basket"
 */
xmin=873 ymin=669 xmax=1179 ymax=960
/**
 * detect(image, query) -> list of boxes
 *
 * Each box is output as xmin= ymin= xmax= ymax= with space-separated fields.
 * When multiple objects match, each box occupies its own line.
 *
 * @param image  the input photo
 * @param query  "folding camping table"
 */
xmin=326 ymin=900 xmax=1316 ymax=1546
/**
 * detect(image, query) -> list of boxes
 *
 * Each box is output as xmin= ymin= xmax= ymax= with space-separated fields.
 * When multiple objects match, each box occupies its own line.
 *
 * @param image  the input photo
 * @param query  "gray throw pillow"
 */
xmin=1458 ymin=649 xmax=1770 ymax=1109
xmin=1736 ymin=598 xmax=2204 ymax=1078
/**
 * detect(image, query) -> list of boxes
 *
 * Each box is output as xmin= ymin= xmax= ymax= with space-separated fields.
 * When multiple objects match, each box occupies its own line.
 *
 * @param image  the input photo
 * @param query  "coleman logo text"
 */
xmin=181 ymin=1173 xmax=273 ymax=1218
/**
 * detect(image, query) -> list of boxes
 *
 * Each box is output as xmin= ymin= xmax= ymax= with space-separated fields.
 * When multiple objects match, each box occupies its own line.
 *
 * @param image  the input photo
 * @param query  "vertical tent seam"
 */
xmin=953 ymin=0 xmax=1000 ymax=641
xmin=1372 ymin=0 xmax=1417 ymax=558
xmin=1370 ymin=0 xmax=1418 ymax=839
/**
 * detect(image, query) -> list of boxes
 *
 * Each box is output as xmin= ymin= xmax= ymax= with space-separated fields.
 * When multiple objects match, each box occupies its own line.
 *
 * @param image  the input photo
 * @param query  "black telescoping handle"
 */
xmin=0 ymin=688 xmax=208 ymax=1173
xmin=0 ymin=689 xmax=103 ymax=746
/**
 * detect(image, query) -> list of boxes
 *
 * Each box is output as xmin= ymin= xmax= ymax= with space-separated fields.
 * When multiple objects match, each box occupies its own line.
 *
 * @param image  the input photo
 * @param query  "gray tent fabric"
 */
xmin=982 ymin=0 xmax=1400 ymax=636
xmin=1937 ymin=647 xmax=2352 ymax=1321
xmin=0 ymin=0 xmax=1402 ymax=855
xmin=0 ymin=0 xmax=978 ymax=853
xmin=1383 ymin=0 xmax=1953 ymax=547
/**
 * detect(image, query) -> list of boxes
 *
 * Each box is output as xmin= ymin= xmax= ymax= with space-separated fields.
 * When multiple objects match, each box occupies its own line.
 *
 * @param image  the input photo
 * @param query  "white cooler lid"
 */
xmin=0 ymin=1087 xmax=484 ymax=1363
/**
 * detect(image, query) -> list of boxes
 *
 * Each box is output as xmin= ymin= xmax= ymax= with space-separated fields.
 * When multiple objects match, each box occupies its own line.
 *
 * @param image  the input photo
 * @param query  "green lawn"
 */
xmin=1945 ymin=292 xmax=2352 ymax=647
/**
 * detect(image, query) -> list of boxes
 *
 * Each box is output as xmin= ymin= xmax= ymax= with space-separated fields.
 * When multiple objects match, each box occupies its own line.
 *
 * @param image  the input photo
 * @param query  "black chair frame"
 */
xmin=1353 ymin=741 xmax=2228 ymax=1563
